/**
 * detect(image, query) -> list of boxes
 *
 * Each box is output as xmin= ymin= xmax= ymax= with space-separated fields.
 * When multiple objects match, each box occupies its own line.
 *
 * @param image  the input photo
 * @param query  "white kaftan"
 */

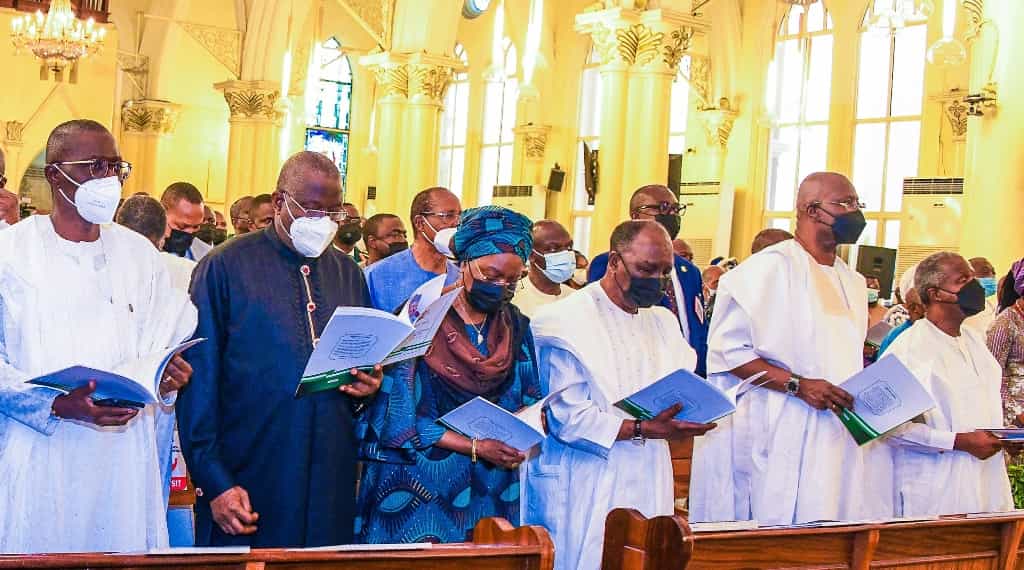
xmin=523 ymin=283 xmax=697 ymax=570
xmin=885 ymin=319 xmax=1013 ymax=516
xmin=689 ymin=239 xmax=893 ymax=525
xmin=0 ymin=216 xmax=197 ymax=553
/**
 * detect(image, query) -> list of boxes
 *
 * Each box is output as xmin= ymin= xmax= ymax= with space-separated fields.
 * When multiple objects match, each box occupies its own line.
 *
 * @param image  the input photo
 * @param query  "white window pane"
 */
xmin=856 ymin=32 xmax=891 ymax=120
xmin=501 ymin=78 xmax=519 ymax=142
xmin=856 ymin=219 xmax=879 ymax=246
xmin=450 ymin=148 xmax=466 ymax=199
xmin=804 ymin=35 xmax=833 ymax=122
xmin=497 ymin=144 xmax=514 ymax=185
xmin=770 ymin=217 xmax=793 ymax=232
xmin=884 ymin=220 xmax=901 ymax=250
xmin=852 ymin=123 xmax=887 ymax=211
xmin=797 ymin=124 xmax=828 ymax=182
xmin=479 ymin=146 xmax=499 ymax=205
xmin=504 ymin=41 xmax=517 ymax=76
xmin=573 ymin=216 xmax=592 ymax=258
xmin=453 ymin=83 xmax=469 ymax=146
xmin=786 ymin=6 xmax=803 ymax=35
xmin=439 ymin=91 xmax=456 ymax=147
xmin=438 ymin=148 xmax=452 ymax=187
xmin=891 ymin=24 xmax=927 ymax=116
xmin=777 ymin=39 xmax=803 ymax=124
xmin=765 ymin=58 xmax=780 ymax=118
xmin=482 ymin=82 xmax=503 ymax=144
xmin=806 ymin=3 xmax=826 ymax=32
xmin=884 ymin=121 xmax=920 ymax=212
xmin=767 ymin=126 xmax=799 ymax=210
xmin=670 ymin=74 xmax=690 ymax=133
xmin=669 ymin=135 xmax=686 ymax=155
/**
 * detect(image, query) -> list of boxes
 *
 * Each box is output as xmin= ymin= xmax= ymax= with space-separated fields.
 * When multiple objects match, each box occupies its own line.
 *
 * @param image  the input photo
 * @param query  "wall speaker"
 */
xmin=547 ymin=164 xmax=565 ymax=192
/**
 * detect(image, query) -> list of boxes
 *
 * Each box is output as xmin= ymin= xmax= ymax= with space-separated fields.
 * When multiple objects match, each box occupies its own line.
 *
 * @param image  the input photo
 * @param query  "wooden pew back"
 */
xmin=0 ymin=518 xmax=553 ymax=570
xmin=600 ymin=509 xmax=1024 ymax=570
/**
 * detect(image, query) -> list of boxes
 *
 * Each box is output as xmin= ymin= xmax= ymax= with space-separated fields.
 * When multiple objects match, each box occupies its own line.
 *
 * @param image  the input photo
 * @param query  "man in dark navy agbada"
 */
xmin=178 ymin=151 xmax=382 ymax=547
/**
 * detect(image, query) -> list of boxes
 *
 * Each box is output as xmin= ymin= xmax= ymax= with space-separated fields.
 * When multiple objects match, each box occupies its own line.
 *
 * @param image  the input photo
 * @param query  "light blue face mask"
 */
xmin=979 ymin=276 xmax=998 ymax=298
xmin=534 ymin=249 xmax=576 ymax=284
xmin=867 ymin=288 xmax=880 ymax=305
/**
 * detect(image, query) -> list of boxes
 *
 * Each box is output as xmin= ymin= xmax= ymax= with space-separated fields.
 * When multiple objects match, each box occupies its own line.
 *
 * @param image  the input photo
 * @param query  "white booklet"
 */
xmin=296 ymin=275 xmax=461 ymax=397
xmin=438 ymin=396 xmax=548 ymax=452
xmin=27 ymin=338 xmax=206 ymax=408
xmin=837 ymin=354 xmax=936 ymax=445
xmin=614 ymin=369 xmax=768 ymax=424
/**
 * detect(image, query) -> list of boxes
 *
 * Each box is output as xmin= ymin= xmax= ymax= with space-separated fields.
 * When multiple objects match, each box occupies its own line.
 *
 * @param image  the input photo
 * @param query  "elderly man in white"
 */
xmin=885 ymin=252 xmax=1016 ymax=516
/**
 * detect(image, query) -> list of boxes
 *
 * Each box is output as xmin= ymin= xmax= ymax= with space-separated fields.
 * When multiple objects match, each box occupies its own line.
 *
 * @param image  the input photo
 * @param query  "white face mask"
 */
xmin=55 ymin=170 xmax=121 ymax=225
xmin=423 ymin=218 xmax=457 ymax=259
xmin=283 ymin=198 xmax=338 ymax=258
xmin=534 ymin=249 xmax=576 ymax=284
xmin=571 ymin=267 xmax=588 ymax=286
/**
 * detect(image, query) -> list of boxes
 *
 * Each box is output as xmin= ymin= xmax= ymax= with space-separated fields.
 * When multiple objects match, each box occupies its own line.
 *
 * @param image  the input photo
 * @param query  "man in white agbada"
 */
xmin=524 ymin=221 xmax=715 ymax=570
xmin=0 ymin=120 xmax=197 ymax=553
xmin=690 ymin=172 xmax=893 ymax=525
xmin=885 ymin=252 xmax=1015 ymax=516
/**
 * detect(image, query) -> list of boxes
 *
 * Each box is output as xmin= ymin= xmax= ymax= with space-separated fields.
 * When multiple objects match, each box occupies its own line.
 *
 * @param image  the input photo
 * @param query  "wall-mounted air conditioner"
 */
xmin=492 ymin=185 xmax=546 ymax=221
xmin=897 ymin=177 xmax=964 ymax=278
xmin=678 ymin=181 xmax=735 ymax=268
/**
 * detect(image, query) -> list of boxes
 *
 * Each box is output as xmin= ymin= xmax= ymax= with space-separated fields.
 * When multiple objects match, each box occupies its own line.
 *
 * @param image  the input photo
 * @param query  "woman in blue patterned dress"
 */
xmin=355 ymin=206 xmax=543 ymax=543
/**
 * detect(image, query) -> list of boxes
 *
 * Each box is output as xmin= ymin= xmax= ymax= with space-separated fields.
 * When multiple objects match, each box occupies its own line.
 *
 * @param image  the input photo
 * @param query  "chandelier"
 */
xmin=10 ymin=0 xmax=106 ymax=83
xmin=867 ymin=0 xmax=934 ymax=34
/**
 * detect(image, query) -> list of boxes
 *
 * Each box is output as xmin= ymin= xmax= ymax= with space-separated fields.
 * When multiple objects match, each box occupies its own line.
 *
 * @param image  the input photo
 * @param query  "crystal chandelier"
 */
xmin=867 ymin=0 xmax=934 ymax=34
xmin=10 ymin=0 xmax=106 ymax=83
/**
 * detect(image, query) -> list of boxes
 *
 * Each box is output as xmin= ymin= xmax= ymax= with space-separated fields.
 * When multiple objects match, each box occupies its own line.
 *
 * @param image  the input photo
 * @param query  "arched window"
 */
xmin=763 ymin=2 xmax=833 ymax=230
xmin=305 ymin=37 xmax=352 ymax=187
xmin=571 ymin=46 xmax=602 ymax=256
xmin=851 ymin=0 xmax=928 ymax=248
xmin=478 ymin=38 xmax=517 ymax=205
xmin=438 ymin=43 xmax=470 ymax=198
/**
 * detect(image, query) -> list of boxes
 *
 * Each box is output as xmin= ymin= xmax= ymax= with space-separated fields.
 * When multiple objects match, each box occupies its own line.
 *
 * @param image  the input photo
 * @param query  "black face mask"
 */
xmin=163 ymin=228 xmax=196 ymax=256
xmin=826 ymin=209 xmax=867 ymax=245
xmin=614 ymin=256 xmax=668 ymax=308
xmin=943 ymin=279 xmax=987 ymax=317
xmin=384 ymin=241 xmax=409 ymax=258
xmin=467 ymin=279 xmax=514 ymax=314
xmin=336 ymin=223 xmax=363 ymax=247
xmin=655 ymin=213 xmax=682 ymax=240
xmin=195 ymin=224 xmax=228 ymax=246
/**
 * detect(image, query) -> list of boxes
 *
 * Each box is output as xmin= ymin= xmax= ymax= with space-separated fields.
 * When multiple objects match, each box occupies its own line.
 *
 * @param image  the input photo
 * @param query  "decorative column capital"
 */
xmin=121 ymin=99 xmax=181 ymax=135
xmin=3 ymin=121 xmax=24 ymax=145
xmin=214 ymin=80 xmax=280 ymax=122
xmin=575 ymin=6 xmax=707 ymax=73
xmin=513 ymin=124 xmax=551 ymax=161
xmin=699 ymin=97 xmax=738 ymax=151
xmin=360 ymin=52 xmax=462 ymax=105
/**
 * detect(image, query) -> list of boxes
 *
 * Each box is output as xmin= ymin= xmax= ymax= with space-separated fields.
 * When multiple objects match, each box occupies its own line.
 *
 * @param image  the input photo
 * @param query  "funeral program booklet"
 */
xmin=295 ymin=274 xmax=461 ymax=397
xmin=437 ymin=396 xmax=547 ymax=452
xmin=837 ymin=354 xmax=936 ymax=445
xmin=614 ymin=369 xmax=768 ymax=425
xmin=27 ymin=338 xmax=207 ymax=408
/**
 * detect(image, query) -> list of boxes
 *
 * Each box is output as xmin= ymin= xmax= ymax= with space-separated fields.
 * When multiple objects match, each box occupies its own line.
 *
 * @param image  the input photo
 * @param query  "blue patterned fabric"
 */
xmin=354 ymin=308 xmax=542 ymax=543
xmin=451 ymin=206 xmax=533 ymax=263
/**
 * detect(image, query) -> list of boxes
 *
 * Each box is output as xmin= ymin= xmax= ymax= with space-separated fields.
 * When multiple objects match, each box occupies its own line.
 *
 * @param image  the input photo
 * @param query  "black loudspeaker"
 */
xmin=667 ymin=154 xmax=683 ymax=197
xmin=547 ymin=164 xmax=565 ymax=192
xmin=855 ymin=245 xmax=897 ymax=299
xmin=366 ymin=186 xmax=377 ymax=200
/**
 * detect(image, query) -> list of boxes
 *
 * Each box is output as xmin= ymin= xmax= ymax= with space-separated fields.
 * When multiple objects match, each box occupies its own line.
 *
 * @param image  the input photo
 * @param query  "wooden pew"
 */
xmin=0 ymin=517 xmax=553 ymax=570
xmin=601 ymin=508 xmax=1024 ymax=570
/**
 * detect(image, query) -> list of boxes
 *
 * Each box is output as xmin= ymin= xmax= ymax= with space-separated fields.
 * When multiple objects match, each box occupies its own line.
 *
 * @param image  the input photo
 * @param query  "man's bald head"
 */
xmin=276 ymin=151 xmax=342 ymax=200
xmin=673 ymin=238 xmax=693 ymax=261
xmin=795 ymin=172 xmax=856 ymax=211
xmin=628 ymin=184 xmax=676 ymax=214
xmin=532 ymin=219 xmax=571 ymax=244
xmin=751 ymin=228 xmax=794 ymax=254
xmin=610 ymin=220 xmax=671 ymax=256
xmin=46 ymin=119 xmax=113 ymax=164
xmin=702 ymin=265 xmax=725 ymax=288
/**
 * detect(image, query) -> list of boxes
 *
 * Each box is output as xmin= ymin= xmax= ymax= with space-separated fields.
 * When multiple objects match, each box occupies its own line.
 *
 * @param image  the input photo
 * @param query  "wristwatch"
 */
xmin=785 ymin=375 xmax=802 ymax=397
xmin=631 ymin=419 xmax=646 ymax=446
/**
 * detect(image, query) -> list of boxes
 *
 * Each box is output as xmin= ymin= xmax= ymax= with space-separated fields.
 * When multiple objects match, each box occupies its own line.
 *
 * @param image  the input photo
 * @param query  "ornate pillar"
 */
xmin=215 ymin=80 xmax=281 ymax=210
xmin=576 ymin=6 xmax=705 ymax=255
xmin=361 ymin=52 xmax=458 ymax=218
xmin=2 ymin=121 xmax=25 ymax=193
xmin=698 ymin=97 xmax=738 ymax=179
xmin=119 ymin=99 xmax=180 ymax=196
xmin=959 ymin=0 xmax=1020 ymax=270
xmin=512 ymin=123 xmax=551 ymax=186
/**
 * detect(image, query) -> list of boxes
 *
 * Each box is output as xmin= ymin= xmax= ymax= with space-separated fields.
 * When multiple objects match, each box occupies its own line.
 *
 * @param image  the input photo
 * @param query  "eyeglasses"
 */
xmin=285 ymin=193 xmax=348 ymax=222
xmin=636 ymin=202 xmax=686 ymax=216
xmin=49 ymin=159 xmax=132 ymax=183
xmin=471 ymin=260 xmax=519 ymax=290
xmin=419 ymin=210 xmax=462 ymax=222
xmin=816 ymin=198 xmax=865 ymax=212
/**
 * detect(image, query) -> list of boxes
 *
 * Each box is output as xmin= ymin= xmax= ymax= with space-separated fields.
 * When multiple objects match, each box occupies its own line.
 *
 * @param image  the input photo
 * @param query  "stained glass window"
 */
xmin=305 ymin=36 xmax=352 ymax=186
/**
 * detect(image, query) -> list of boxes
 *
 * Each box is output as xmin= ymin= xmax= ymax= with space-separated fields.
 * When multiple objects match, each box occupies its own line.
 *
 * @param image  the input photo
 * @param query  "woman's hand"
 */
xmin=475 ymin=439 xmax=526 ymax=469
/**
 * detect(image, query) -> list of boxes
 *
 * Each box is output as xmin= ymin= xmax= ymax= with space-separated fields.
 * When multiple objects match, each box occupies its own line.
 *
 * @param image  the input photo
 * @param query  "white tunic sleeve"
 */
xmin=542 ymin=345 xmax=622 ymax=459
xmin=0 ymin=295 xmax=59 ymax=436
xmin=706 ymin=292 xmax=760 ymax=374
xmin=887 ymin=420 xmax=957 ymax=452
